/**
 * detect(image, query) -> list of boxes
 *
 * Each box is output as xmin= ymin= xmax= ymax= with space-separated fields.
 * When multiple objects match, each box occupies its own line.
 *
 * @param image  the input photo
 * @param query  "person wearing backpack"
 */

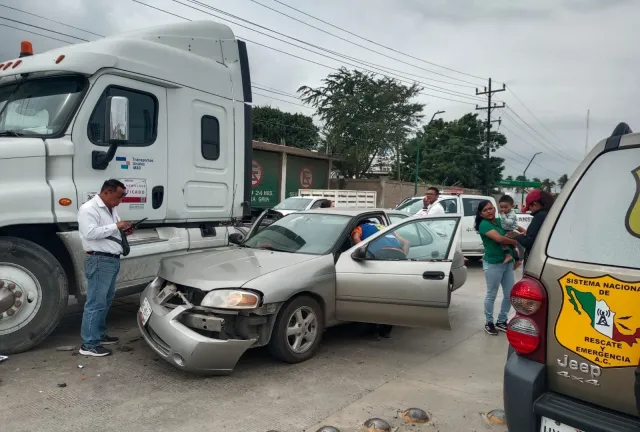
xmin=77 ymin=179 xmax=133 ymax=357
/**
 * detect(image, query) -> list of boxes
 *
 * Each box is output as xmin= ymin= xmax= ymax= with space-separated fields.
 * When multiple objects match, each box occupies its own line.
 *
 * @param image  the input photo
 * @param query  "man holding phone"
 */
xmin=77 ymin=179 xmax=134 ymax=357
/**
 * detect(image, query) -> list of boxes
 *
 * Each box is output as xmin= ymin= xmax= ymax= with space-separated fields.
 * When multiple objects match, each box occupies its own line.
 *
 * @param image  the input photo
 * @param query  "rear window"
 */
xmin=547 ymin=147 xmax=640 ymax=269
xmin=462 ymin=198 xmax=485 ymax=216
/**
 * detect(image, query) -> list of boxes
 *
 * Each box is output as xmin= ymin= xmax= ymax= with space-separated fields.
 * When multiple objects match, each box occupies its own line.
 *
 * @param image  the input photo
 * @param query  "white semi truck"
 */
xmin=0 ymin=21 xmax=253 ymax=353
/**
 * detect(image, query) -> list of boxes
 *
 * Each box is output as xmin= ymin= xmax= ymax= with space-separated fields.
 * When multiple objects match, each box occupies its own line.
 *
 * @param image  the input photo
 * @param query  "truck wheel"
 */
xmin=269 ymin=295 xmax=324 ymax=364
xmin=0 ymin=237 xmax=68 ymax=354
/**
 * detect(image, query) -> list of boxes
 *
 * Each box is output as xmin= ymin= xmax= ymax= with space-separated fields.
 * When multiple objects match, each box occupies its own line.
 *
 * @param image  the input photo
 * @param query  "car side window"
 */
xmin=366 ymin=218 xmax=458 ymax=261
xmin=440 ymin=198 xmax=458 ymax=214
xmin=88 ymin=86 xmax=158 ymax=146
xmin=201 ymin=115 xmax=220 ymax=160
xmin=463 ymin=198 xmax=484 ymax=217
xmin=388 ymin=214 xmax=408 ymax=224
xmin=548 ymin=147 xmax=640 ymax=269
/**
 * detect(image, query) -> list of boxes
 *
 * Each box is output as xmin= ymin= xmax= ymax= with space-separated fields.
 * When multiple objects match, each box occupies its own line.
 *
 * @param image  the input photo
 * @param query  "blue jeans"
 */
xmin=81 ymin=255 xmax=120 ymax=348
xmin=483 ymin=260 xmax=515 ymax=324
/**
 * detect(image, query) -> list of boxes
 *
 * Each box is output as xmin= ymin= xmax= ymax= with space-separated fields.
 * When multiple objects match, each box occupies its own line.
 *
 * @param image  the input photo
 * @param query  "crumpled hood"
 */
xmin=157 ymin=246 xmax=318 ymax=291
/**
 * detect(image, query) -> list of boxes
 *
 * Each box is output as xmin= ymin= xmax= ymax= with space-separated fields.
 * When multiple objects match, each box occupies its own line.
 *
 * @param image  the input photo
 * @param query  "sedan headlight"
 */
xmin=201 ymin=289 xmax=260 ymax=309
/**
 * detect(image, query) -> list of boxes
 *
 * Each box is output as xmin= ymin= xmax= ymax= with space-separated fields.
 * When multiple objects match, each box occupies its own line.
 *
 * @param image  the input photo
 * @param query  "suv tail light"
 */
xmin=507 ymin=276 xmax=547 ymax=363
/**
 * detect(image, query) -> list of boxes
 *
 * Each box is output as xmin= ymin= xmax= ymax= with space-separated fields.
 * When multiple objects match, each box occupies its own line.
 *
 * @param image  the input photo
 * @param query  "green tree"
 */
xmin=505 ymin=175 xmax=514 ymax=181
xmin=252 ymin=106 xmax=319 ymax=150
xmin=393 ymin=113 xmax=507 ymax=190
xmin=557 ymin=173 xmax=569 ymax=189
xmin=541 ymin=178 xmax=556 ymax=192
xmin=299 ymin=68 xmax=424 ymax=178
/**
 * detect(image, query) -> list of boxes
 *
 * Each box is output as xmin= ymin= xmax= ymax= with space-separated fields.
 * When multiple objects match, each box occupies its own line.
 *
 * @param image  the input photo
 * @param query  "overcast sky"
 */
xmin=1 ymin=0 xmax=638 ymax=182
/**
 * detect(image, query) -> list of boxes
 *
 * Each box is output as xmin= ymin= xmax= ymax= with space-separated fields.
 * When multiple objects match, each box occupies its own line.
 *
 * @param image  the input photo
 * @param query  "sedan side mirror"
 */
xmin=351 ymin=246 xmax=367 ymax=261
xmin=92 ymin=95 xmax=129 ymax=170
xmin=229 ymin=232 xmax=244 ymax=245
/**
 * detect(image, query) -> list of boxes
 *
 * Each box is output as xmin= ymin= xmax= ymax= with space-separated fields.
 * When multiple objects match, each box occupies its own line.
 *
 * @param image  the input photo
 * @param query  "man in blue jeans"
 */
xmin=78 ymin=179 xmax=132 ymax=357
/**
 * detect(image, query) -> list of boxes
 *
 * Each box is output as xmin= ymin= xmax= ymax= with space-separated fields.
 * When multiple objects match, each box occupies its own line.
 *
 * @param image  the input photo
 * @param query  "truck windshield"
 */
xmin=273 ymin=197 xmax=313 ymax=211
xmin=396 ymin=198 xmax=423 ymax=214
xmin=244 ymin=213 xmax=351 ymax=254
xmin=0 ymin=75 xmax=88 ymax=137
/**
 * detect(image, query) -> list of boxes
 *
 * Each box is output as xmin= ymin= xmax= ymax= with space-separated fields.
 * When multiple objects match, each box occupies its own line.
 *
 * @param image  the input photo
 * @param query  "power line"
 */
xmin=507 ymin=87 xmax=564 ymax=143
xmin=247 ymin=0 xmax=483 ymax=87
xmin=170 ymin=0 xmax=486 ymax=103
xmin=0 ymin=22 xmax=75 ymax=45
xmin=270 ymin=0 xmax=492 ymax=83
xmin=133 ymin=0 xmax=481 ymax=106
xmin=504 ymin=106 xmax=578 ymax=162
xmin=0 ymin=4 xmax=104 ymax=37
xmin=501 ymin=109 xmax=579 ymax=163
xmin=0 ymin=16 xmax=89 ymax=42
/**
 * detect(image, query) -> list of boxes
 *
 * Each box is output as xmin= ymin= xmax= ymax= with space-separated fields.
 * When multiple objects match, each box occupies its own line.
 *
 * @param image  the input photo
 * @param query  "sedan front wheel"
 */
xmin=269 ymin=295 xmax=324 ymax=363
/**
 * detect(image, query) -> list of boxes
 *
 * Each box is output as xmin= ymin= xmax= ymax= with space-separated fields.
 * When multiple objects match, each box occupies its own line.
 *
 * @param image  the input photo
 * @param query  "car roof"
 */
xmin=297 ymin=207 xmax=404 ymax=217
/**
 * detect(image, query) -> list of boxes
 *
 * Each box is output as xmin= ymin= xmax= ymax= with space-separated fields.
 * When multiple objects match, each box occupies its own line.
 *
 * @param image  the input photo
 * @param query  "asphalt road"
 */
xmin=2 ymin=262 xmax=513 ymax=432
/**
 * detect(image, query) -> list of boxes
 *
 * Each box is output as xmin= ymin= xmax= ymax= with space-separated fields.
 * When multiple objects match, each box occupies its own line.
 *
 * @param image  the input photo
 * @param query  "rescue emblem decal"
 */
xmin=625 ymin=166 xmax=640 ymax=238
xmin=556 ymin=272 xmax=640 ymax=368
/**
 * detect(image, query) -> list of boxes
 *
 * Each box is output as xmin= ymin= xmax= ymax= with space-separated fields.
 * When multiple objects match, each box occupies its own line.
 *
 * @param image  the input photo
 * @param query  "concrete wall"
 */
xmin=329 ymin=178 xmax=482 ymax=208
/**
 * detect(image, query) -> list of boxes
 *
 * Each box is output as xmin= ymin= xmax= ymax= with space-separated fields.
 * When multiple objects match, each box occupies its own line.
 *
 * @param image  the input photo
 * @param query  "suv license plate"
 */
xmin=139 ymin=297 xmax=152 ymax=326
xmin=540 ymin=417 xmax=583 ymax=432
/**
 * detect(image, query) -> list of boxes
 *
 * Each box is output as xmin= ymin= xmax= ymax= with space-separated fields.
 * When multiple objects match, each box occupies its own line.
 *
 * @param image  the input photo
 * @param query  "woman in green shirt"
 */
xmin=474 ymin=200 xmax=519 ymax=336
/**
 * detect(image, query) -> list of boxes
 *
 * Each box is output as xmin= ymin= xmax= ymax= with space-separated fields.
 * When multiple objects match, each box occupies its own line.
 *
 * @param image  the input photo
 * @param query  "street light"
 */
xmin=521 ymin=152 xmax=542 ymax=207
xmin=414 ymin=110 xmax=445 ymax=195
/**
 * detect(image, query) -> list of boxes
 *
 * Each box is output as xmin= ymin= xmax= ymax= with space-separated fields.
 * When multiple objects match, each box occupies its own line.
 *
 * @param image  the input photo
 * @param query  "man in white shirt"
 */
xmin=78 ymin=179 xmax=132 ymax=357
xmin=415 ymin=187 xmax=445 ymax=216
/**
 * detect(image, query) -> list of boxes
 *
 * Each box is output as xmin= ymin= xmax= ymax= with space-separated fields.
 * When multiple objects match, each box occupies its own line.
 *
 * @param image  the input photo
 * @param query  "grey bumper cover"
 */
xmin=504 ymin=352 xmax=640 ymax=432
xmin=137 ymin=283 xmax=256 ymax=375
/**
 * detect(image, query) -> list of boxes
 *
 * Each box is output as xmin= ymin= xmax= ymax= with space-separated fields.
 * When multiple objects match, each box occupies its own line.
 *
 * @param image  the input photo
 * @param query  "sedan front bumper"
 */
xmin=137 ymin=283 xmax=257 ymax=375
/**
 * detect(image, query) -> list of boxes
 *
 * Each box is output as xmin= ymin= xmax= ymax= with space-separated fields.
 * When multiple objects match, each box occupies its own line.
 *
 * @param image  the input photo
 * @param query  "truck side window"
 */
xmin=463 ymin=198 xmax=484 ymax=217
xmin=88 ymin=86 xmax=158 ymax=146
xmin=201 ymin=115 xmax=220 ymax=160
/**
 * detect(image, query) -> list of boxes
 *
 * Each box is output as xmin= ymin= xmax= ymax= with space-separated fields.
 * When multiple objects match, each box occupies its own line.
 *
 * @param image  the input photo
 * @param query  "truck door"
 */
xmin=72 ymin=75 xmax=168 ymax=222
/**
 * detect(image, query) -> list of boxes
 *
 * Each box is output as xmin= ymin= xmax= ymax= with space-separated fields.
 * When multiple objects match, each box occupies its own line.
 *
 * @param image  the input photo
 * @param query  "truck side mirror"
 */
xmin=351 ymin=246 xmax=367 ymax=261
xmin=92 ymin=96 xmax=130 ymax=170
xmin=229 ymin=233 xmax=244 ymax=245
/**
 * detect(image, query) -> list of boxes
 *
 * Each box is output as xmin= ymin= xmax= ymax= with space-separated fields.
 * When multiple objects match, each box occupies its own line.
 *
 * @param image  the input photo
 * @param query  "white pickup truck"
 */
xmin=396 ymin=194 xmax=533 ymax=258
xmin=0 ymin=20 xmax=253 ymax=353
xmin=272 ymin=189 xmax=377 ymax=216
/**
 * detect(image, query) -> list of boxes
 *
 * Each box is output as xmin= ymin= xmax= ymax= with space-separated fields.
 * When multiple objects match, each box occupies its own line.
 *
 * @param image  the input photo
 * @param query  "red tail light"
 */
xmin=507 ymin=276 xmax=547 ymax=363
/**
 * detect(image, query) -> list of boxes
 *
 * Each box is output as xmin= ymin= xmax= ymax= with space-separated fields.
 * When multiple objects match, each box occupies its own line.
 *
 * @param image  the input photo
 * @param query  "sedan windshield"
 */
xmin=0 ymin=75 xmax=88 ymax=137
xmin=244 ymin=213 xmax=351 ymax=254
xmin=273 ymin=197 xmax=313 ymax=211
xmin=396 ymin=198 xmax=423 ymax=214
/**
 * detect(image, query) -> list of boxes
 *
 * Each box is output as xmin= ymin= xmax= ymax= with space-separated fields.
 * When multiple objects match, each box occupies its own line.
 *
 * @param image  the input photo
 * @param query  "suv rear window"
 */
xmin=547 ymin=147 xmax=640 ymax=269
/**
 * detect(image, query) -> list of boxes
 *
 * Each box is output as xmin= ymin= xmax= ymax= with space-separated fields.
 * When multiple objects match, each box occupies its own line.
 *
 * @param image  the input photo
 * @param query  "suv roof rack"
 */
xmin=605 ymin=122 xmax=633 ymax=151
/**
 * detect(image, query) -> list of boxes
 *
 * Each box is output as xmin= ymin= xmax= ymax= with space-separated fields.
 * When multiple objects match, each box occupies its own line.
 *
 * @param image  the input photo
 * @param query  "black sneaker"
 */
xmin=101 ymin=335 xmax=120 ymax=345
xmin=79 ymin=344 xmax=112 ymax=357
xmin=485 ymin=322 xmax=498 ymax=336
xmin=495 ymin=321 xmax=508 ymax=333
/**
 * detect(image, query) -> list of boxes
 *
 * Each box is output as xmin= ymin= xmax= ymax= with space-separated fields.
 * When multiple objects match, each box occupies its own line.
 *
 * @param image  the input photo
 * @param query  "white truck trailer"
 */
xmin=0 ymin=20 xmax=253 ymax=353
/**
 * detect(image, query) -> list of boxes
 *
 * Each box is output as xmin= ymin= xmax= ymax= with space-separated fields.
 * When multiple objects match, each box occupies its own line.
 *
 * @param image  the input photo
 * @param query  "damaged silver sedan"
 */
xmin=137 ymin=208 xmax=467 ymax=374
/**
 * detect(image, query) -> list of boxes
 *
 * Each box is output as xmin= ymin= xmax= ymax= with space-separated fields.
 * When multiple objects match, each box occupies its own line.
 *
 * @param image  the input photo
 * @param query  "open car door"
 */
xmin=245 ymin=209 xmax=284 ymax=239
xmin=334 ymin=215 xmax=462 ymax=329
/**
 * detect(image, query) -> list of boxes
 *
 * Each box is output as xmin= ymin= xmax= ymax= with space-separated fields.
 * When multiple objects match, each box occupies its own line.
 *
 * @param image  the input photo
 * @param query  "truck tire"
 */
xmin=268 ymin=295 xmax=324 ymax=364
xmin=0 ymin=237 xmax=69 ymax=354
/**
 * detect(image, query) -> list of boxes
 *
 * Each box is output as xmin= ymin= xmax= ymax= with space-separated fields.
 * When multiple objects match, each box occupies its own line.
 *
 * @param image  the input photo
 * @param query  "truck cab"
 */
xmin=0 ymin=21 xmax=252 ymax=354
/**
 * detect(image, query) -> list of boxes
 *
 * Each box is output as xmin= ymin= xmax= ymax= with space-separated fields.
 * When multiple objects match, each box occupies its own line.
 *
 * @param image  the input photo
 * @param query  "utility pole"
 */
xmin=521 ymin=152 xmax=541 ymax=206
xmin=414 ymin=110 xmax=445 ymax=195
xmin=476 ymin=78 xmax=506 ymax=195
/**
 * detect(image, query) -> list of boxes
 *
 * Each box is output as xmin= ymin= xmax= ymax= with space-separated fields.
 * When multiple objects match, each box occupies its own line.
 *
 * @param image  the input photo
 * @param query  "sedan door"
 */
xmin=334 ymin=215 xmax=462 ymax=329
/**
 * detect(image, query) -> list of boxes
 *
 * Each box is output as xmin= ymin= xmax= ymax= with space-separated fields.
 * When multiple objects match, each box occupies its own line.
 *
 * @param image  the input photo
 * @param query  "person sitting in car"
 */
xmin=350 ymin=219 xmax=410 ymax=340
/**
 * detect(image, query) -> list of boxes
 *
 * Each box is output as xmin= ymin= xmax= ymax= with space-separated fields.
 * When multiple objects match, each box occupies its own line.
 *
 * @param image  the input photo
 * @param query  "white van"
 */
xmin=396 ymin=193 xmax=532 ymax=258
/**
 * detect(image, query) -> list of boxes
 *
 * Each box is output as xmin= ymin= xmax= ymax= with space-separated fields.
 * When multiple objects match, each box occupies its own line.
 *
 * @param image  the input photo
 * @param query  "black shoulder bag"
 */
xmin=106 ymin=230 xmax=130 ymax=257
